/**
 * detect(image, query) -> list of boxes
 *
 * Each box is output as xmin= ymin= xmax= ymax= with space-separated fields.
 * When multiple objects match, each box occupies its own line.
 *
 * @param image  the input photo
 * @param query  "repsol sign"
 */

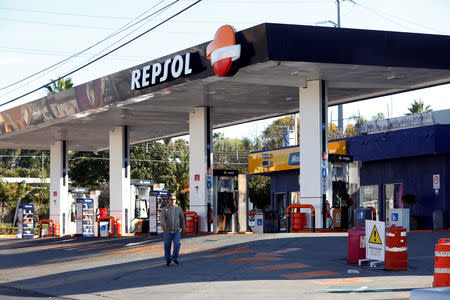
xmin=130 ymin=52 xmax=202 ymax=91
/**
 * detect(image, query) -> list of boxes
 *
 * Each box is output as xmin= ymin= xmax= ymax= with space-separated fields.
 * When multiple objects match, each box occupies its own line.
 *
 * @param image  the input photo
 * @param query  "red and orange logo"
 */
xmin=206 ymin=25 xmax=241 ymax=77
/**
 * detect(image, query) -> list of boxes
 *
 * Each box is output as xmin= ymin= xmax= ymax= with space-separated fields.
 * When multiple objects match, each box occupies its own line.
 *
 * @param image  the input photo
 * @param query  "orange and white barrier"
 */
xmin=433 ymin=238 xmax=450 ymax=287
xmin=385 ymin=225 xmax=408 ymax=270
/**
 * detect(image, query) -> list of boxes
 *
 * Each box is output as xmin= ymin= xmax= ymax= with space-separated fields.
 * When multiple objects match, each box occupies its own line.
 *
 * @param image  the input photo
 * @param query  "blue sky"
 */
xmin=1 ymin=0 xmax=449 ymax=139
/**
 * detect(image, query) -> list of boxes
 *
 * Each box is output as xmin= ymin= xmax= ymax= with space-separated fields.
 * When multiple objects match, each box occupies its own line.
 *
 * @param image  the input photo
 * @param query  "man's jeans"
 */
xmin=164 ymin=231 xmax=181 ymax=261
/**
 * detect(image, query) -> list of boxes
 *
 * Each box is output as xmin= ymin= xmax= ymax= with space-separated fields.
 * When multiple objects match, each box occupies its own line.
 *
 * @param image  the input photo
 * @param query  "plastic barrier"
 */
xmin=115 ymin=219 xmax=122 ymax=236
xmin=348 ymin=227 xmax=366 ymax=263
xmin=98 ymin=216 xmax=116 ymax=236
xmin=184 ymin=211 xmax=199 ymax=234
xmin=39 ymin=219 xmax=59 ymax=238
xmin=292 ymin=212 xmax=306 ymax=230
xmin=54 ymin=224 xmax=60 ymax=237
xmin=385 ymin=225 xmax=408 ymax=271
xmin=433 ymin=238 xmax=450 ymax=287
xmin=286 ymin=204 xmax=315 ymax=232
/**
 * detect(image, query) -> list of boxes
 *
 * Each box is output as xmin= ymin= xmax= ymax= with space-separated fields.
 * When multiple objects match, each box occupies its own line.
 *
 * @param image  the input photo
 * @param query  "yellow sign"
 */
xmin=328 ymin=140 xmax=347 ymax=155
xmin=248 ymin=140 xmax=348 ymax=175
xmin=369 ymin=225 xmax=382 ymax=244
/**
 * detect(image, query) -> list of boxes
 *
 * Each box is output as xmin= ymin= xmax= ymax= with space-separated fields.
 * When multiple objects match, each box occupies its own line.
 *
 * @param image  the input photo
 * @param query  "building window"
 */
xmin=360 ymin=185 xmax=379 ymax=220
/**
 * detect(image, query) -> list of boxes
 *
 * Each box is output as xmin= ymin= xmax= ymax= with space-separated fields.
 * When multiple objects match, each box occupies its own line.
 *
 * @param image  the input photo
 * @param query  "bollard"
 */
xmin=54 ymin=224 xmax=60 ymax=237
xmin=385 ymin=225 xmax=408 ymax=270
xmin=433 ymin=238 xmax=450 ymax=287
xmin=115 ymin=219 xmax=122 ymax=236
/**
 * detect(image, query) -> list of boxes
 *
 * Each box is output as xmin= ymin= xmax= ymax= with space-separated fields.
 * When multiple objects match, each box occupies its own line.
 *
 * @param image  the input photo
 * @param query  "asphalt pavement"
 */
xmin=0 ymin=231 xmax=448 ymax=299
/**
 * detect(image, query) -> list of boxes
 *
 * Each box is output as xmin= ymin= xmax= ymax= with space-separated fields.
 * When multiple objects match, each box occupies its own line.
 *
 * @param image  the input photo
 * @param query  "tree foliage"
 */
xmin=406 ymin=99 xmax=432 ymax=115
xmin=69 ymin=151 xmax=109 ymax=190
xmin=260 ymin=116 xmax=296 ymax=149
xmin=45 ymin=77 xmax=74 ymax=95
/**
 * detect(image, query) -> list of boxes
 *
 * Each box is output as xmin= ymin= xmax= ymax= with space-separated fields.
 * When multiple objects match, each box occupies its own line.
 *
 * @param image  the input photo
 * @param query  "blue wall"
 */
xmin=347 ymin=125 xmax=450 ymax=229
xmin=269 ymin=169 xmax=299 ymax=209
xmin=264 ymin=125 xmax=450 ymax=229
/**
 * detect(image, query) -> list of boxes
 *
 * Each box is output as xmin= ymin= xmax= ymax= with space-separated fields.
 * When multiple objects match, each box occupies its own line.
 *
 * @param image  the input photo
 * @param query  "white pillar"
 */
xmin=299 ymin=80 xmax=328 ymax=229
xmin=50 ymin=140 xmax=69 ymax=235
xmin=109 ymin=126 xmax=131 ymax=234
xmin=189 ymin=107 xmax=213 ymax=232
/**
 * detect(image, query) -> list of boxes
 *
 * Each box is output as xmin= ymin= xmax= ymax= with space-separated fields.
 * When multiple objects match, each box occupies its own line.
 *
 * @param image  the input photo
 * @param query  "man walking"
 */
xmin=160 ymin=194 xmax=185 ymax=266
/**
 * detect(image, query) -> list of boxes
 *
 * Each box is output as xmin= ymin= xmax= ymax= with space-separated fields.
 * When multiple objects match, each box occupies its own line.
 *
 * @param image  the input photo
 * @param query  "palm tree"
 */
xmin=45 ymin=78 xmax=73 ymax=95
xmin=371 ymin=112 xmax=385 ymax=121
xmin=405 ymin=99 xmax=432 ymax=115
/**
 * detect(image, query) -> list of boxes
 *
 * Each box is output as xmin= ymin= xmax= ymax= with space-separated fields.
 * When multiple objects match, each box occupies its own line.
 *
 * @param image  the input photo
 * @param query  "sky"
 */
xmin=1 ymin=0 xmax=449 ymax=139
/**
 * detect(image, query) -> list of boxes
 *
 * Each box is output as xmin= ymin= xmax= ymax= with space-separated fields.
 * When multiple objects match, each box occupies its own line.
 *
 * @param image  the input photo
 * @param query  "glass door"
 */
xmin=275 ymin=193 xmax=287 ymax=232
xmin=383 ymin=183 xmax=403 ymax=224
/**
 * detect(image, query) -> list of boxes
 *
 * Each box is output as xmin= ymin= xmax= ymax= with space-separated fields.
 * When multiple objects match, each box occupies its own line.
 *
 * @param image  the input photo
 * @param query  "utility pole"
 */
xmin=336 ymin=0 xmax=343 ymax=132
xmin=335 ymin=0 xmax=355 ymax=132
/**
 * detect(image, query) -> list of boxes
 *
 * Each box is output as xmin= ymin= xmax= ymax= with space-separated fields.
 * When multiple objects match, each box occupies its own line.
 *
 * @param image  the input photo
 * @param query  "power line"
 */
xmin=0 ymin=0 xmax=168 ymax=92
xmin=3 ymin=17 xmax=116 ymax=31
xmin=0 ymin=0 xmax=202 ymax=107
xmin=356 ymin=2 xmax=446 ymax=34
xmin=0 ymin=7 xmax=131 ymax=20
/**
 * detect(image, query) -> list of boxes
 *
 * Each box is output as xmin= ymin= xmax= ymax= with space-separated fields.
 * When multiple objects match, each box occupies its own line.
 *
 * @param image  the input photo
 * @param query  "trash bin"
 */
xmin=99 ymin=221 xmax=109 ymax=237
xmin=354 ymin=208 xmax=372 ymax=228
xmin=348 ymin=227 xmax=366 ymax=263
xmin=253 ymin=213 xmax=263 ymax=234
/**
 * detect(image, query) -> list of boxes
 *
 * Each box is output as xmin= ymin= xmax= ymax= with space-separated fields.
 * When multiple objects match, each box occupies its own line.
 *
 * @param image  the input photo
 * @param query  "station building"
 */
xmin=0 ymin=23 xmax=449 ymax=234
xmin=248 ymin=110 xmax=450 ymax=230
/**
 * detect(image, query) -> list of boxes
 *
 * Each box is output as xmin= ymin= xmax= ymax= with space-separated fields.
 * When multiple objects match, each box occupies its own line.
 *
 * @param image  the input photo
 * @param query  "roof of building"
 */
xmin=1 ymin=23 xmax=449 ymax=151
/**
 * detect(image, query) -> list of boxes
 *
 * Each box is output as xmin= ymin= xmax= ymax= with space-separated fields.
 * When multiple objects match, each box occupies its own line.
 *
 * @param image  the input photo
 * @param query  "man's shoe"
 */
xmin=166 ymin=260 xmax=171 ymax=266
xmin=172 ymin=259 xmax=179 ymax=266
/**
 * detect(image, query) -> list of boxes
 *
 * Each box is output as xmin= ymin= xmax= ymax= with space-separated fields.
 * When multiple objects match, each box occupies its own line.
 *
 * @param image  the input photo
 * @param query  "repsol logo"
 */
xmin=130 ymin=52 xmax=202 ymax=91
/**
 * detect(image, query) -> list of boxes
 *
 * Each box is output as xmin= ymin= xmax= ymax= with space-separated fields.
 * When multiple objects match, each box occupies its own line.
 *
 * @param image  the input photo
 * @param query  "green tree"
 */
xmin=69 ymin=151 xmax=109 ymax=190
xmin=405 ymin=99 xmax=432 ymax=115
xmin=0 ymin=180 xmax=29 ymax=223
xmin=248 ymin=175 xmax=271 ymax=210
xmin=371 ymin=112 xmax=385 ymax=121
xmin=213 ymin=132 xmax=252 ymax=173
xmin=45 ymin=77 xmax=73 ymax=94
xmin=349 ymin=114 xmax=368 ymax=125
xmin=328 ymin=123 xmax=342 ymax=140
xmin=172 ymin=139 xmax=190 ymax=210
xmin=260 ymin=116 xmax=295 ymax=149
xmin=130 ymin=142 xmax=176 ymax=191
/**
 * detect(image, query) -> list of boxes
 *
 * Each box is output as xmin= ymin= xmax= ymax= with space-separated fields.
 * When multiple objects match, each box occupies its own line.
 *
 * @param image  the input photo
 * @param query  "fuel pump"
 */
xmin=329 ymin=154 xmax=354 ymax=229
xmin=130 ymin=179 xmax=153 ymax=233
xmin=69 ymin=187 xmax=97 ymax=236
xmin=213 ymin=170 xmax=239 ymax=232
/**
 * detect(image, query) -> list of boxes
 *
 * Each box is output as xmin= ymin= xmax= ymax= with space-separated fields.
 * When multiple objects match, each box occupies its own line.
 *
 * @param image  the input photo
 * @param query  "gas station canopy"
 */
xmin=0 ymin=23 xmax=449 ymax=151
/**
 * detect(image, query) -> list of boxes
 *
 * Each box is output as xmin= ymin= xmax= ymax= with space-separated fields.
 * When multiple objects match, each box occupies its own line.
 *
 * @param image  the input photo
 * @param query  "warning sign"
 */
xmin=369 ymin=225 xmax=382 ymax=244
xmin=365 ymin=220 xmax=385 ymax=261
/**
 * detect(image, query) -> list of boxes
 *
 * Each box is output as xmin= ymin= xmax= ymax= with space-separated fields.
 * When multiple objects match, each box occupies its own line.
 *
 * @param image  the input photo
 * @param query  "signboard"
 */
xmin=130 ymin=52 xmax=203 ymax=91
xmin=194 ymin=174 xmax=200 ymax=181
xmin=248 ymin=140 xmax=348 ymax=175
xmin=213 ymin=169 xmax=239 ymax=176
xmin=365 ymin=220 xmax=385 ymax=261
xmin=433 ymin=174 xmax=440 ymax=189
